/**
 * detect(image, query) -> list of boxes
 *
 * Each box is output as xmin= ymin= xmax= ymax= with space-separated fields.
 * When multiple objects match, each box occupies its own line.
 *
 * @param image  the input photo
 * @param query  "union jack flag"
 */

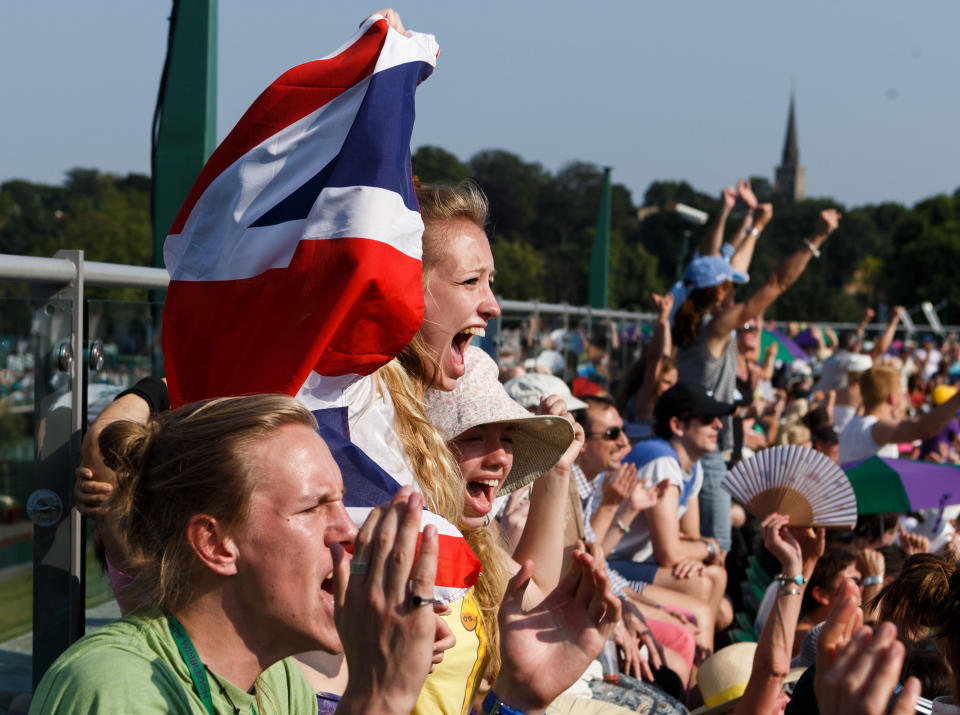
xmin=162 ymin=14 xmax=479 ymax=603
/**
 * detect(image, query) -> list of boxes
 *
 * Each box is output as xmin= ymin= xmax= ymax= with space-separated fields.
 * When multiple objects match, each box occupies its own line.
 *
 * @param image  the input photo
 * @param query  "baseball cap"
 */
xmin=654 ymin=383 xmax=736 ymax=426
xmin=684 ymin=255 xmax=748 ymax=290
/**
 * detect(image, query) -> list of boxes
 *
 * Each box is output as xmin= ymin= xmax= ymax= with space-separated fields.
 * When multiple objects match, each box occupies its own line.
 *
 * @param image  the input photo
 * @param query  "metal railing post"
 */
xmin=27 ymin=250 xmax=85 ymax=687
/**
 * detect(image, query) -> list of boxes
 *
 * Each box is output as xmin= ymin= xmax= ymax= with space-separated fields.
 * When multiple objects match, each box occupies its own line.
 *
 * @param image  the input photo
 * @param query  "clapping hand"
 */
xmin=334 ymin=488 xmax=439 ymax=714
xmin=494 ymin=544 xmax=621 ymax=714
xmin=600 ymin=463 xmax=638 ymax=507
xmin=814 ymin=590 xmax=920 ymax=715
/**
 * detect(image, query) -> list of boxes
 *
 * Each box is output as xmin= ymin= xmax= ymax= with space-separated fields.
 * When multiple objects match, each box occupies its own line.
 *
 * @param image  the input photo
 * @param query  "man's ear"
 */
xmin=185 ymin=514 xmax=239 ymax=576
xmin=811 ymin=585 xmax=831 ymax=607
xmin=669 ymin=415 xmax=685 ymax=439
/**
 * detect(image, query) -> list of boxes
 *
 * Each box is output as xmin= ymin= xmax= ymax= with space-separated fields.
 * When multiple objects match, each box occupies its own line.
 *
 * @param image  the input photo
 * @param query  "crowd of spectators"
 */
xmin=18 ymin=10 xmax=960 ymax=715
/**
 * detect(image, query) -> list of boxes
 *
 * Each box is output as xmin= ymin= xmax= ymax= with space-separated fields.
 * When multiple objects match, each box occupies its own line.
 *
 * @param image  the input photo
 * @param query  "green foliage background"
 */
xmin=2 ymin=155 xmax=958 ymax=321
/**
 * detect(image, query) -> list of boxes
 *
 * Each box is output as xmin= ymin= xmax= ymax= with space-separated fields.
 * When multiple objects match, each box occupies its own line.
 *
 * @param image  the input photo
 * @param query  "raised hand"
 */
xmin=494 ymin=546 xmax=621 ymax=714
xmin=629 ymin=477 xmax=668 ymax=513
xmin=899 ymin=528 xmax=930 ymax=556
xmin=754 ymin=202 xmax=774 ymax=227
xmin=815 ymin=622 xmax=920 ymax=715
xmin=721 ymin=186 xmax=737 ymax=211
xmin=367 ymin=8 xmax=407 ymax=33
xmin=599 ymin=462 xmax=637 ymax=507
xmin=816 ymin=209 xmax=842 ymax=236
xmin=792 ymin=525 xmax=826 ymax=579
xmin=537 ymin=394 xmax=584 ymax=470
xmin=814 ymin=582 xmax=865 ymax=676
xmin=760 ymin=513 xmax=802 ymax=576
xmin=737 ymin=178 xmax=758 ymax=210
xmin=334 ymin=488 xmax=439 ymax=715
xmin=856 ymin=548 xmax=885 ymax=583
xmin=651 ymin=291 xmax=674 ymax=321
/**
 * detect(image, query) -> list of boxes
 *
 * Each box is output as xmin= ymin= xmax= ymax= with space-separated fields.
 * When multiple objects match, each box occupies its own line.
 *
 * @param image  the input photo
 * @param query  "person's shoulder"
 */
xmin=625 ymin=438 xmax=677 ymax=467
xmin=640 ymin=453 xmax=684 ymax=488
xmin=30 ymin=613 xmax=192 ymax=713
xmin=263 ymin=657 xmax=320 ymax=712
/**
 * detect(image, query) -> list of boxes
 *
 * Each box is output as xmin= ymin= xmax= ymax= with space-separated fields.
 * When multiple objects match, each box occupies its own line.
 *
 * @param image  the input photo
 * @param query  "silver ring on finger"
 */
xmin=410 ymin=594 xmax=437 ymax=608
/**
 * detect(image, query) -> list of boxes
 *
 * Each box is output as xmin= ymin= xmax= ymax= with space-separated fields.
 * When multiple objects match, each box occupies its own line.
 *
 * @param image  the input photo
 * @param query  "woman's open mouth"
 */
xmin=449 ymin=327 xmax=485 ymax=373
xmin=464 ymin=476 xmax=501 ymax=516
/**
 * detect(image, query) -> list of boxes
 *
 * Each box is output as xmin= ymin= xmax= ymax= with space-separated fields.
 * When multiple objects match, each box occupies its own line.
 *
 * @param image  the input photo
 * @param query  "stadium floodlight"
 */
xmin=921 ymin=301 xmax=945 ymax=335
xmin=665 ymin=201 xmax=709 ymax=226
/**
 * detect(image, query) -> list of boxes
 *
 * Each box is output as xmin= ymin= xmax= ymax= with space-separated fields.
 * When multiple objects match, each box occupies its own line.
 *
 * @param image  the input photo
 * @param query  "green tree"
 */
xmin=490 ymin=237 xmax=546 ymax=301
xmin=411 ymin=145 xmax=472 ymax=185
xmin=470 ymin=150 xmax=547 ymax=236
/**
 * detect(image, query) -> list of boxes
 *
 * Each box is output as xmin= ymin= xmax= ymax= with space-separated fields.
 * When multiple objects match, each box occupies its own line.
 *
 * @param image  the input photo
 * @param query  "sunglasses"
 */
xmin=741 ymin=323 xmax=759 ymax=333
xmin=587 ymin=426 xmax=624 ymax=441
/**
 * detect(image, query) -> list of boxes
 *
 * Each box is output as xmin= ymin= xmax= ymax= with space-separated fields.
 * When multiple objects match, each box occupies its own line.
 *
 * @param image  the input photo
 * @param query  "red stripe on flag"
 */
xmin=169 ymin=20 xmax=388 ymax=236
xmin=421 ymin=533 xmax=482 ymax=590
xmin=162 ymin=236 xmax=423 ymax=407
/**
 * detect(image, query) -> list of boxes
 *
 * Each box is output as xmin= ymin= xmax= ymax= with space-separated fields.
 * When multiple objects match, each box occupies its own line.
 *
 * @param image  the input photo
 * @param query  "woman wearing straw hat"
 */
xmin=425 ymin=345 xmax=583 ymax=604
xmin=426 ymin=347 xmax=696 ymax=712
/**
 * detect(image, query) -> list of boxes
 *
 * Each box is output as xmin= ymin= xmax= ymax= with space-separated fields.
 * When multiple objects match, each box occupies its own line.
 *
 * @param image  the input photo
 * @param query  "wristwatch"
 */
xmin=703 ymin=539 xmax=716 ymax=559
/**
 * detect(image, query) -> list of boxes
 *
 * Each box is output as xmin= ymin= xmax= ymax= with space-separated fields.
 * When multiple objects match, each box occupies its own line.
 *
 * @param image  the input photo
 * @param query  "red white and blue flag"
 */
xmin=162 ymin=15 xmax=480 ymax=603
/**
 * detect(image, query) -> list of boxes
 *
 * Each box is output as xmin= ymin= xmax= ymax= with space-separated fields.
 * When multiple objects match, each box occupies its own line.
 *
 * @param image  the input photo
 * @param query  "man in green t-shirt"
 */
xmin=31 ymin=395 xmax=443 ymax=714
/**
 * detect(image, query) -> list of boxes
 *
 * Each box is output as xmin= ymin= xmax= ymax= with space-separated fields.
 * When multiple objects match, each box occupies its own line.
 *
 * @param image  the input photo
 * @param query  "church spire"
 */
xmin=774 ymin=92 xmax=806 ymax=202
xmin=781 ymin=94 xmax=799 ymax=166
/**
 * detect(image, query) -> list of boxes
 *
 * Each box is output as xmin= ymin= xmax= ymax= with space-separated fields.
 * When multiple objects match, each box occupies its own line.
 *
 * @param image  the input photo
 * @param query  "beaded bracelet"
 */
xmin=775 ymin=573 xmax=805 ymax=587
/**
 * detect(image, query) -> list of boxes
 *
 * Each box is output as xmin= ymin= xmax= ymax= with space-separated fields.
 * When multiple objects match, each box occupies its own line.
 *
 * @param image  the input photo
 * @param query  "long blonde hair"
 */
xmin=377 ymin=180 xmax=508 ymax=679
xmin=377 ymin=360 xmax=508 ymax=678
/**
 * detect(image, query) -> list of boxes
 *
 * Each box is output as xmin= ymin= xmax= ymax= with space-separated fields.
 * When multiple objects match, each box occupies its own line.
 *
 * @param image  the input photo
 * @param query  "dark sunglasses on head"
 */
xmin=741 ymin=323 xmax=758 ymax=333
xmin=587 ymin=426 xmax=624 ymax=441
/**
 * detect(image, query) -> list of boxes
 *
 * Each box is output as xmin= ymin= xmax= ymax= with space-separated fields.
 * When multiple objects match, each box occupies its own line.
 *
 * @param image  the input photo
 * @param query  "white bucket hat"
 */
xmin=503 ymin=372 xmax=589 ymax=412
xmin=425 ymin=347 xmax=575 ymax=496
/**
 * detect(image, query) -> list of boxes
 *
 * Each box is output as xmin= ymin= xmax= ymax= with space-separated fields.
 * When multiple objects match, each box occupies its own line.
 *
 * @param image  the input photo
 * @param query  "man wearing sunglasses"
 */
xmin=574 ymin=395 xmax=632 ymax=495
xmin=589 ymin=383 xmax=737 ymax=635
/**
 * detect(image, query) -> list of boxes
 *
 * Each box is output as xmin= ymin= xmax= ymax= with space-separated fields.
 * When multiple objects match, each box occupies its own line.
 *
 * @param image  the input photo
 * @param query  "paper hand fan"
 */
xmin=722 ymin=445 xmax=857 ymax=528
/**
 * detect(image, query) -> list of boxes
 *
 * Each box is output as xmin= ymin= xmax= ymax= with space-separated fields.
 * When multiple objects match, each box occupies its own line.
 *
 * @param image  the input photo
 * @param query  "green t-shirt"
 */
xmin=29 ymin=610 xmax=318 ymax=714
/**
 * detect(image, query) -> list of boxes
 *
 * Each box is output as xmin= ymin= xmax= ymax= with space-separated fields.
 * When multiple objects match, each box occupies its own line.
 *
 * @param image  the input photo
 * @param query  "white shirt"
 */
xmin=838 ymin=414 xmax=900 ymax=464
xmin=593 ymin=455 xmax=703 ymax=564
xmin=832 ymin=403 xmax=858 ymax=434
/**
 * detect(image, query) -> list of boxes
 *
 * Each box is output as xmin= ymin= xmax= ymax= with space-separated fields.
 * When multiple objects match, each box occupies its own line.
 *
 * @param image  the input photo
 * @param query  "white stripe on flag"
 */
xmin=166 ymin=21 xmax=437 ymax=282
xmin=301 ymin=186 xmax=423 ymax=259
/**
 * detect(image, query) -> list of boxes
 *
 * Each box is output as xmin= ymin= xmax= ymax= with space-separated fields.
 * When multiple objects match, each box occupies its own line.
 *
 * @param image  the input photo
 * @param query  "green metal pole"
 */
xmin=151 ymin=0 xmax=218 ymax=269
xmin=588 ymin=167 xmax=612 ymax=310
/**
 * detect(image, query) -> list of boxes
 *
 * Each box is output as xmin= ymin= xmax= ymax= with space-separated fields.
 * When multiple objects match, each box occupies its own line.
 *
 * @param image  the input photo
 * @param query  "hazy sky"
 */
xmin=4 ymin=1 xmax=958 ymax=209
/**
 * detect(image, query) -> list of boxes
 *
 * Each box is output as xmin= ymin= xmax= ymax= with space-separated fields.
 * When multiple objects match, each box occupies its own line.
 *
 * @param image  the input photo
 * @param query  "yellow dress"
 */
xmin=412 ymin=587 xmax=487 ymax=715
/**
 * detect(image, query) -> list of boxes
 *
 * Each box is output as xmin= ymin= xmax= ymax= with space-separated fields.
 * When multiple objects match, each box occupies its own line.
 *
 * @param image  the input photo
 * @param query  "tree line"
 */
xmin=1 ymin=156 xmax=958 ymax=322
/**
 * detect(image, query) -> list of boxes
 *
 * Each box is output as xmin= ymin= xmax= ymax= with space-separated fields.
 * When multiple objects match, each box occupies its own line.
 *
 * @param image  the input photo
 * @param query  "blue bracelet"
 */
xmin=482 ymin=690 xmax=526 ymax=715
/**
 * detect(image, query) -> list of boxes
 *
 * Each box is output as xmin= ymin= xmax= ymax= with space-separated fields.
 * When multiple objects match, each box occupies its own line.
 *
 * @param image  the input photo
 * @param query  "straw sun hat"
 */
xmin=693 ymin=642 xmax=805 ymax=714
xmin=424 ymin=346 xmax=575 ymax=496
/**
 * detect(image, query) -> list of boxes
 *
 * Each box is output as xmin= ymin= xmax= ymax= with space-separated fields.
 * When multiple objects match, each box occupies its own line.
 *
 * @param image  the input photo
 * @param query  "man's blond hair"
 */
xmin=860 ymin=366 xmax=902 ymax=412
